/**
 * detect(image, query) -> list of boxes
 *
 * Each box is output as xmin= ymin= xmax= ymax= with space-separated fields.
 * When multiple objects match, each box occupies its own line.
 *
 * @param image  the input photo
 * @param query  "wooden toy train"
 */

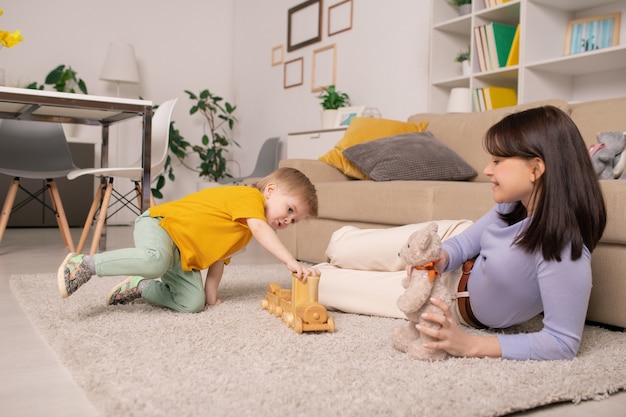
xmin=260 ymin=273 xmax=335 ymax=334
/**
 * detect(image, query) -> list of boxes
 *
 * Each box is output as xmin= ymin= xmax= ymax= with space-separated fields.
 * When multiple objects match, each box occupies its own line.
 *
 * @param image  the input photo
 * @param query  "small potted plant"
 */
xmin=26 ymin=64 xmax=88 ymax=94
xmin=449 ymin=0 xmax=472 ymax=16
xmin=455 ymin=47 xmax=471 ymax=76
xmin=317 ymin=85 xmax=350 ymax=129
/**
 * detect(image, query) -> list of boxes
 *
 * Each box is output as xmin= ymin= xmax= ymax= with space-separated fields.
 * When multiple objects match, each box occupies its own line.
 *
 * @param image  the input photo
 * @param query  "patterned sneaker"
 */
xmin=106 ymin=276 xmax=145 ymax=306
xmin=58 ymin=253 xmax=93 ymax=298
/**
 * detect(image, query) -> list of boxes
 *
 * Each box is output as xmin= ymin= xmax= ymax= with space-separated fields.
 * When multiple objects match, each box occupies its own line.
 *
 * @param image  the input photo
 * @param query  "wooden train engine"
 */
xmin=260 ymin=273 xmax=335 ymax=334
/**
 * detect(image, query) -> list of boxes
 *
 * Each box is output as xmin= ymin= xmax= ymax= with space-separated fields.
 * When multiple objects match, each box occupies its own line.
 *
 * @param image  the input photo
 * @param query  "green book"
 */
xmin=485 ymin=22 xmax=517 ymax=69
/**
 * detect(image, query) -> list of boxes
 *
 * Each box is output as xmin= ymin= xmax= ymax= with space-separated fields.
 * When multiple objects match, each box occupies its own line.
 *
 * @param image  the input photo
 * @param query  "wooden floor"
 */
xmin=1 ymin=226 xmax=624 ymax=416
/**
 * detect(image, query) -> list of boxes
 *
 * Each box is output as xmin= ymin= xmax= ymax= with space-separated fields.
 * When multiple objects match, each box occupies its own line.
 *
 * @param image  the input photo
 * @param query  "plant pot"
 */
xmin=321 ymin=109 xmax=338 ymax=129
xmin=459 ymin=4 xmax=471 ymax=16
xmin=461 ymin=60 xmax=471 ymax=76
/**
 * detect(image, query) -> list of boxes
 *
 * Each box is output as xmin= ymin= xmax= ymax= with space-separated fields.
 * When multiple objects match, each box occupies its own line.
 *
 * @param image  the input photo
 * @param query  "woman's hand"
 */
xmin=417 ymin=297 xmax=501 ymax=358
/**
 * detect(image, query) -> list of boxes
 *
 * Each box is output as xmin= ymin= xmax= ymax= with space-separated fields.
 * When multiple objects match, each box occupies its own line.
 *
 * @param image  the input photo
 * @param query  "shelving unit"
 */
xmin=428 ymin=0 xmax=626 ymax=113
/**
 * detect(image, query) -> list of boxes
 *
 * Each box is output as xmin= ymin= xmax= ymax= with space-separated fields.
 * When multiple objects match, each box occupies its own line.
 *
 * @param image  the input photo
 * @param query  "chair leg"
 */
xmin=76 ymin=181 xmax=106 ymax=254
xmin=47 ymin=180 xmax=76 ymax=253
xmin=89 ymin=178 xmax=114 ymax=255
xmin=0 ymin=178 xmax=19 ymax=244
xmin=133 ymin=181 xmax=143 ymax=210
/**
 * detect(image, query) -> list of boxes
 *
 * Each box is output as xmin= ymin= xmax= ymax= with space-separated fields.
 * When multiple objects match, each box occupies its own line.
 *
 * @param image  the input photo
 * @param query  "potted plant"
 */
xmin=449 ymin=0 xmax=471 ymax=16
xmin=317 ymin=85 xmax=350 ymax=129
xmin=455 ymin=47 xmax=471 ymax=76
xmin=185 ymin=89 xmax=238 ymax=184
xmin=26 ymin=64 xmax=88 ymax=94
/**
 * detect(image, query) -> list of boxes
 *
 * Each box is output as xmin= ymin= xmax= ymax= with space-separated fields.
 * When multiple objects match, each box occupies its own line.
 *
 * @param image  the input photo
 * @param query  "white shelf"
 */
xmin=428 ymin=0 xmax=626 ymax=112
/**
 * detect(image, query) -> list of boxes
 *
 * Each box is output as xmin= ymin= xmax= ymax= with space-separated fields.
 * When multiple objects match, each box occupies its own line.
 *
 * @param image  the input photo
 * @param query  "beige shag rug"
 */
xmin=10 ymin=264 xmax=626 ymax=417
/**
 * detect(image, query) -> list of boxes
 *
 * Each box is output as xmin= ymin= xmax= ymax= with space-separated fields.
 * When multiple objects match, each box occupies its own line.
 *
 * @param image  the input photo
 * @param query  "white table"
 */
xmin=0 ymin=86 xmax=153 ymax=209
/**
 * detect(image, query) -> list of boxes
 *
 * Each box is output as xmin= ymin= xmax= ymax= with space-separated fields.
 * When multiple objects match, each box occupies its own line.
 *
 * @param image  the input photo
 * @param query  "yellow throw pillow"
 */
xmin=319 ymin=117 xmax=428 ymax=179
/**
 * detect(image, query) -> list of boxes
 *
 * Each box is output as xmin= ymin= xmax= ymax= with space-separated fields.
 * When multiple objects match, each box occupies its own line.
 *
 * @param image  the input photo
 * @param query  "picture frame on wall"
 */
xmin=272 ymin=45 xmax=284 ymax=66
xmin=287 ymin=0 xmax=323 ymax=52
xmin=284 ymin=57 xmax=304 ymax=89
xmin=564 ymin=12 xmax=621 ymax=55
xmin=311 ymin=44 xmax=337 ymax=93
xmin=334 ymin=106 xmax=365 ymax=127
xmin=328 ymin=0 xmax=353 ymax=37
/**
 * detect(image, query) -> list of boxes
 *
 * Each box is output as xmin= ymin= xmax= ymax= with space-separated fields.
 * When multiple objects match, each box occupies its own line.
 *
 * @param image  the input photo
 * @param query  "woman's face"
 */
xmin=483 ymin=156 xmax=543 ymax=213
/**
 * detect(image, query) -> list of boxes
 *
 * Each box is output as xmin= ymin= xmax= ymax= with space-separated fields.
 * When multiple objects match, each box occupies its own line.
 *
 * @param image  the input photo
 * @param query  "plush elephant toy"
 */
xmin=589 ymin=131 xmax=626 ymax=179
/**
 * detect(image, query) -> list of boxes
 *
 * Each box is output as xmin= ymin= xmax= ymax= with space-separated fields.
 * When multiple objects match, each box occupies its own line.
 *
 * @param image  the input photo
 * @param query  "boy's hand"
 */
xmin=287 ymin=261 xmax=320 ymax=283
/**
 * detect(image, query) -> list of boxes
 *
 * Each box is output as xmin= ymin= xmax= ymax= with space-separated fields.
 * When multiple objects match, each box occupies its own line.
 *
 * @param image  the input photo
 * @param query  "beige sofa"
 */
xmin=278 ymin=96 xmax=626 ymax=329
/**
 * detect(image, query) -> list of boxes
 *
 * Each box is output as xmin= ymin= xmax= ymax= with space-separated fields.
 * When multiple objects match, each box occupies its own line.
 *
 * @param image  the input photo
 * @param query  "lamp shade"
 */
xmin=100 ymin=42 xmax=140 ymax=83
xmin=446 ymin=87 xmax=472 ymax=113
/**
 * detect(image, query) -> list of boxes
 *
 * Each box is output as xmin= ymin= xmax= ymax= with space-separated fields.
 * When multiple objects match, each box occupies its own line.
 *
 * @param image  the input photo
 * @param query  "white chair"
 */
xmin=68 ymin=98 xmax=178 ymax=254
xmin=0 ymin=120 xmax=76 ymax=251
xmin=220 ymin=137 xmax=280 ymax=184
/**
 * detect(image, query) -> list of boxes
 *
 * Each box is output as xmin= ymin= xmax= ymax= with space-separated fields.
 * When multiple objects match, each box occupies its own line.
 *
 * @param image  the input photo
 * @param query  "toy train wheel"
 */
xmin=327 ymin=316 xmax=335 ymax=333
xmin=293 ymin=317 xmax=303 ymax=334
xmin=260 ymin=300 xmax=268 ymax=310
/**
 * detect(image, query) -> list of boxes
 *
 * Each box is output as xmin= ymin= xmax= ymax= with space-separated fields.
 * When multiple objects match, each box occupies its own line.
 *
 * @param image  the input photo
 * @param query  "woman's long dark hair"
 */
xmin=484 ymin=105 xmax=606 ymax=262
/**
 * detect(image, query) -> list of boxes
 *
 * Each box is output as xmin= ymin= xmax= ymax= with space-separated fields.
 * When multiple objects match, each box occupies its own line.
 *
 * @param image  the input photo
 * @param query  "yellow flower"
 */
xmin=0 ymin=8 xmax=23 ymax=49
xmin=0 ymin=29 xmax=22 ymax=48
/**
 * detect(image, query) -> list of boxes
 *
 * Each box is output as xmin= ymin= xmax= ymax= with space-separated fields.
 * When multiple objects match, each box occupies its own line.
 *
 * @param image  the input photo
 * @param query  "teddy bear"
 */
xmin=391 ymin=222 xmax=452 ymax=361
xmin=589 ymin=131 xmax=626 ymax=179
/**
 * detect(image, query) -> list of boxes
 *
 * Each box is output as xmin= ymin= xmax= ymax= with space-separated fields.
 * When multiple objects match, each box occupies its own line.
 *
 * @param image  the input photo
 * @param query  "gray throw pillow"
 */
xmin=342 ymin=131 xmax=477 ymax=181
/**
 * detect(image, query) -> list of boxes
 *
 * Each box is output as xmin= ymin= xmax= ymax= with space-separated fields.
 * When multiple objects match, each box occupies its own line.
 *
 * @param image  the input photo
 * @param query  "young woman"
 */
xmin=423 ymin=105 xmax=606 ymax=360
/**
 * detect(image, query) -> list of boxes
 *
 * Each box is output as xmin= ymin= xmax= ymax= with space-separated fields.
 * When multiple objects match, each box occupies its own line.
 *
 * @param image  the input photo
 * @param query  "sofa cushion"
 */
xmin=342 ymin=131 xmax=477 ymax=181
xmin=318 ymin=117 xmax=428 ymax=180
xmin=315 ymin=180 xmax=495 ymax=225
xmin=569 ymin=96 xmax=626 ymax=148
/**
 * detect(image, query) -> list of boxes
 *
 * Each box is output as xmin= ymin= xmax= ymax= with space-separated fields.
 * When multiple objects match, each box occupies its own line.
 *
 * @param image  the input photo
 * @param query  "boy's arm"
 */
xmin=205 ymin=260 xmax=225 ymax=306
xmin=246 ymin=218 xmax=319 ymax=281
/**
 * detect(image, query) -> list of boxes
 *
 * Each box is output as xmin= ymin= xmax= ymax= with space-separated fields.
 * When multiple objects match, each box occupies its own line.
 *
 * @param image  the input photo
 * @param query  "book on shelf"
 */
xmin=505 ymin=24 xmax=520 ymax=66
xmin=484 ymin=0 xmax=512 ymax=7
xmin=474 ymin=26 xmax=488 ymax=72
xmin=485 ymin=22 xmax=517 ymax=69
xmin=479 ymin=25 xmax=495 ymax=71
xmin=482 ymin=87 xmax=517 ymax=110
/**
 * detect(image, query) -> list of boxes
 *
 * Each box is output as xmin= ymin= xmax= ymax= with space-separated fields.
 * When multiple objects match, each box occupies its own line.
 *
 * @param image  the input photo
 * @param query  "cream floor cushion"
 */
xmin=318 ymin=219 xmax=473 ymax=319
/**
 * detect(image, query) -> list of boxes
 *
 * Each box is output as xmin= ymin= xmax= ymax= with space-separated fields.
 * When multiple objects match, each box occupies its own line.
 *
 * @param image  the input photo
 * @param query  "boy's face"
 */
xmin=263 ymin=183 xmax=309 ymax=230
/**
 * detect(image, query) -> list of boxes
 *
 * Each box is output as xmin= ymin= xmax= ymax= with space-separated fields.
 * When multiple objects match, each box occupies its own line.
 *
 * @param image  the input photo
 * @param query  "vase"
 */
xmin=459 ymin=4 xmax=471 ymax=16
xmin=321 ymin=109 xmax=338 ymax=129
xmin=461 ymin=60 xmax=471 ymax=76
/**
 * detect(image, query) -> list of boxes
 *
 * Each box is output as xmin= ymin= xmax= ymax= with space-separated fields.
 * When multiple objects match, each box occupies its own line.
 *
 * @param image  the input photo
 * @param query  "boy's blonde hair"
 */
xmin=255 ymin=167 xmax=318 ymax=217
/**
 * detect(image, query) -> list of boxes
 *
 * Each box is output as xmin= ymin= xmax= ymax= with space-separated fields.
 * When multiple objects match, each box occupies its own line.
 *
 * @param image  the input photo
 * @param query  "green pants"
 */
xmin=93 ymin=211 xmax=205 ymax=313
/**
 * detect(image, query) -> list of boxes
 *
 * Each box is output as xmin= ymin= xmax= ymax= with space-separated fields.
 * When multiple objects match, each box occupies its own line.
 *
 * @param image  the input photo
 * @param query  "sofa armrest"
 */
xmin=279 ymin=159 xmax=352 ymax=183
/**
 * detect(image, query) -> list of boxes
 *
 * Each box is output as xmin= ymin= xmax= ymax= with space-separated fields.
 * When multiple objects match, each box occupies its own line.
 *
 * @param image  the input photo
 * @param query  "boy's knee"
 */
xmin=141 ymin=246 xmax=172 ymax=277
xmin=179 ymin=294 xmax=206 ymax=313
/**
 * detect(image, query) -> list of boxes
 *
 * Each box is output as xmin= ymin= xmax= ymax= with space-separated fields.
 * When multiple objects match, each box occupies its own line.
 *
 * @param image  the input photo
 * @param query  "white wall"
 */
xmin=2 ymin=0 xmax=430 ymax=203
xmin=232 ymin=0 xmax=431 ymax=179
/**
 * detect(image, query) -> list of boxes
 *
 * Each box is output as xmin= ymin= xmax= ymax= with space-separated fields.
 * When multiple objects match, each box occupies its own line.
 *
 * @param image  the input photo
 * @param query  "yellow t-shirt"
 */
xmin=149 ymin=186 xmax=266 ymax=271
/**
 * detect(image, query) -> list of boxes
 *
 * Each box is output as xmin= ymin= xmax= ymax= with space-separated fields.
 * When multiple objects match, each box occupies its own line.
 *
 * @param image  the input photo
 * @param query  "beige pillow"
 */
xmin=325 ymin=219 xmax=473 ymax=272
xmin=317 ymin=262 xmax=464 ymax=319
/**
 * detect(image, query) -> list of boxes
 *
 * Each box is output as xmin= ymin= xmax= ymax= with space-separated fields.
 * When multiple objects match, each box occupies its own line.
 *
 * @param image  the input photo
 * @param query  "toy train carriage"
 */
xmin=260 ymin=273 xmax=335 ymax=334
